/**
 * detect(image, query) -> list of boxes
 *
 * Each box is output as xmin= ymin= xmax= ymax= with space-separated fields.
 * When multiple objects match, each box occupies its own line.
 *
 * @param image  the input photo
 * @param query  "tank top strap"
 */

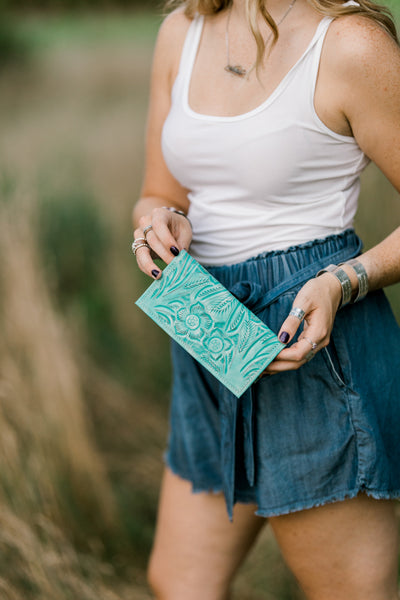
xmin=308 ymin=16 xmax=334 ymax=98
xmin=174 ymin=14 xmax=204 ymax=96
xmin=308 ymin=1 xmax=361 ymax=101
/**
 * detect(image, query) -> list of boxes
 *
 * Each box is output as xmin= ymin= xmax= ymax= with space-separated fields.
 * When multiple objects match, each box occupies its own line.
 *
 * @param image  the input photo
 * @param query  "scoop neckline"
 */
xmin=183 ymin=14 xmax=332 ymax=122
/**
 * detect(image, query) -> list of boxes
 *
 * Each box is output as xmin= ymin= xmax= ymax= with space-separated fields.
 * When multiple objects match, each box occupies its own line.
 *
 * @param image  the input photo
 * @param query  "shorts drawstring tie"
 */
xmin=218 ymin=236 xmax=363 ymax=520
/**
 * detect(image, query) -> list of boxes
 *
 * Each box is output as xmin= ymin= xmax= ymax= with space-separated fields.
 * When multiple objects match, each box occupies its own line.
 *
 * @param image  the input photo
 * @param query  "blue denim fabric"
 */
xmin=164 ymin=230 xmax=400 ymax=519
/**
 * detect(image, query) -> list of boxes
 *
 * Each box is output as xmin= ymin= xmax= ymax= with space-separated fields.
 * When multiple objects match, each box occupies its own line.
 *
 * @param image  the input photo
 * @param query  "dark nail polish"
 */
xmin=279 ymin=331 xmax=290 ymax=344
xmin=152 ymin=269 xmax=160 ymax=278
xmin=170 ymin=246 xmax=180 ymax=256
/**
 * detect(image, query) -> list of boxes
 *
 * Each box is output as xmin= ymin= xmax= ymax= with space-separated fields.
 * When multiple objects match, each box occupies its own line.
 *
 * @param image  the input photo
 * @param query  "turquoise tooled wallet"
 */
xmin=135 ymin=251 xmax=285 ymax=397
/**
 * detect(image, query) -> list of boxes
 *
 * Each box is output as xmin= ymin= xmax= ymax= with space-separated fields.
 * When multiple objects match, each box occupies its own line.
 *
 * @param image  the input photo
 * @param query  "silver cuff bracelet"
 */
xmin=338 ymin=258 xmax=369 ymax=303
xmin=316 ymin=263 xmax=353 ymax=308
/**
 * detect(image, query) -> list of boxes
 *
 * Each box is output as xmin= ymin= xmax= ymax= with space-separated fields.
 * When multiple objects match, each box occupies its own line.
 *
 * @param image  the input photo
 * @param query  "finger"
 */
xmin=277 ymin=308 xmax=308 ymax=345
xmin=144 ymin=227 xmax=177 ymax=264
xmin=172 ymin=214 xmax=192 ymax=250
xmin=137 ymin=213 xmax=179 ymax=263
xmin=150 ymin=209 xmax=186 ymax=260
xmin=273 ymin=337 xmax=319 ymax=363
xmin=175 ymin=224 xmax=193 ymax=252
xmin=133 ymin=227 xmax=162 ymax=279
xmin=146 ymin=223 xmax=191 ymax=264
xmin=265 ymin=357 xmax=309 ymax=374
xmin=261 ymin=354 xmax=309 ymax=376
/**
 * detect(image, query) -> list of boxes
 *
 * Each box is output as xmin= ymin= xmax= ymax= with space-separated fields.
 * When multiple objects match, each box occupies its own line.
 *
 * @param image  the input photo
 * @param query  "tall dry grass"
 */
xmin=0 ymin=194 xmax=118 ymax=598
xmin=0 ymin=183 xmax=164 ymax=597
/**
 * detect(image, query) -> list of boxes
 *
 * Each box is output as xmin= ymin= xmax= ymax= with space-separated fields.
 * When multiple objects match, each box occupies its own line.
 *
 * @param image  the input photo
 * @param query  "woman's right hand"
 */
xmin=133 ymin=206 xmax=192 ymax=279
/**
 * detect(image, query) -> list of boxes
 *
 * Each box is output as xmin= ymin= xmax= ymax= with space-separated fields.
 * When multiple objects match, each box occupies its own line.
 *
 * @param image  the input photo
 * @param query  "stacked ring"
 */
xmin=132 ymin=239 xmax=150 ymax=255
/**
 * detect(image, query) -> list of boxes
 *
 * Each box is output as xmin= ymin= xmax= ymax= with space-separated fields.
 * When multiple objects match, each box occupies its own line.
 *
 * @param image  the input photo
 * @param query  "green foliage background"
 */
xmin=0 ymin=3 xmax=399 ymax=599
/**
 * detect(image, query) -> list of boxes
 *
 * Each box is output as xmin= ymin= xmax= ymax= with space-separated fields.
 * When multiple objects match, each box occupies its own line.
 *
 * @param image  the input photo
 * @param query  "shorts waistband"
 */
xmin=206 ymin=230 xmax=363 ymax=315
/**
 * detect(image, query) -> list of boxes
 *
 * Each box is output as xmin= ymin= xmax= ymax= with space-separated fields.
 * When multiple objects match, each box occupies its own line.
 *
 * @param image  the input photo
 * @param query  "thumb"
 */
xmin=176 ymin=224 xmax=193 ymax=252
xmin=278 ymin=309 xmax=306 ymax=345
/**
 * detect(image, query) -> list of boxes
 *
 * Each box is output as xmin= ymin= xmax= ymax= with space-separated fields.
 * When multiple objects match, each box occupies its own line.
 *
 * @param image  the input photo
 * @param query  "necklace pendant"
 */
xmin=224 ymin=64 xmax=247 ymax=77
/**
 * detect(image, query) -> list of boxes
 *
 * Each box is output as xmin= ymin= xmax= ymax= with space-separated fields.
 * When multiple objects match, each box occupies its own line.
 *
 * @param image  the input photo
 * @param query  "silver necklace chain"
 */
xmin=225 ymin=0 xmax=297 ymax=78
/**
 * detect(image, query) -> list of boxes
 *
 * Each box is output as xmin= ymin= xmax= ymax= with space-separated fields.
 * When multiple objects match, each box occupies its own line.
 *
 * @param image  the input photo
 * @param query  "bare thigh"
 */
xmin=269 ymin=494 xmax=399 ymax=600
xmin=147 ymin=467 xmax=266 ymax=600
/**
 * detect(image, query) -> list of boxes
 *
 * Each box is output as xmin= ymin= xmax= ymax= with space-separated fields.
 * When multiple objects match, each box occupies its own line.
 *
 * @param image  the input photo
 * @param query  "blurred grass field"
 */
xmin=0 ymin=6 xmax=399 ymax=599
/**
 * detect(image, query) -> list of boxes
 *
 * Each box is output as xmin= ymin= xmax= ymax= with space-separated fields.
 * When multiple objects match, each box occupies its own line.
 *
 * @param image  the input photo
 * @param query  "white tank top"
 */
xmin=161 ymin=13 xmax=369 ymax=266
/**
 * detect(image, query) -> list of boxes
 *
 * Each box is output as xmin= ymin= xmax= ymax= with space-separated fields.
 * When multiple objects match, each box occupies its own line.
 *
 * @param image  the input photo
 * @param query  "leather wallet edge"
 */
xmin=135 ymin=251 xmax=285 ymax=397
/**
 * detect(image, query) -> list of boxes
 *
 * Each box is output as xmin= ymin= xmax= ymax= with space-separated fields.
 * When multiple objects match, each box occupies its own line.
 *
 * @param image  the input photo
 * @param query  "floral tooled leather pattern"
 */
xmin=136 ymin=251 xmax=284 ymax=397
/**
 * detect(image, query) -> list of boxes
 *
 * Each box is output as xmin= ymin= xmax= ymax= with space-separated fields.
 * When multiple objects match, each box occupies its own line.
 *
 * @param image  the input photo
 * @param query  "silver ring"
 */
xmin=132 ymin=242 xmax=150 ymax=256
xmin=289 ymin=307 xmax=306 ymax=321
xmin=303 ymin=336 xmax=318 ymax=351
xmin=143 ymin=225 xmax=153 ymax=238
xmin=132 ymin=238 xmax=147 ymax=251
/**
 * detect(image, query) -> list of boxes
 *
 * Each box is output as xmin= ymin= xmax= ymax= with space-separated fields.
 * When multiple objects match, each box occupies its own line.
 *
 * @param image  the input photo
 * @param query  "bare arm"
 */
xmin=132 ymin=11 xmax=193 ymax=277
xmin=337 ymin=16 xmax=400 ymax=292
xmin=268 ymin=15 xmax=400 ymax=373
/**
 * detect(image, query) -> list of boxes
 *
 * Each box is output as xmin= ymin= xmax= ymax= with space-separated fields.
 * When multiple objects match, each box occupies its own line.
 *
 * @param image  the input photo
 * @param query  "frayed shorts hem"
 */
xmin=164 ymin=453 xmax=400 ymax=518
xmin=163 ymin=452 xmax=257 ymax=505
xmin=254 ymin=487 xmax=400 ymax=519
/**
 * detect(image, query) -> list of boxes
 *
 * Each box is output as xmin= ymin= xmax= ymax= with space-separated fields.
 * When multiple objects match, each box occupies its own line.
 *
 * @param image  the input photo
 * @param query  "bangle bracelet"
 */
xmin=316 ymin=264 xmax=353 ymax=308
xmin=162 ymin=206 xmax=192 ymax=228
xmin=338 ymin=258 xmax=369 ymax=303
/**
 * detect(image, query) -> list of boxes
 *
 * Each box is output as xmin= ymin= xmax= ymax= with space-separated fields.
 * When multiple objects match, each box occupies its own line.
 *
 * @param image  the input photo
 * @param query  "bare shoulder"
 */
xmin=153 ymin=8 xmax=193 ymax=85
xmin=318 ymin=13 xmax=400 ymax=177
xmin=158 ymin=6 xmax=192 ymax=45
xmin=323 ymin=13 xmax=400 ymax=82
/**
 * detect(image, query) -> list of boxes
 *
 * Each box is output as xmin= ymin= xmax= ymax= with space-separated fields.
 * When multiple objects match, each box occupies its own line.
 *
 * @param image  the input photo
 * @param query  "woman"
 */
xmin=132 ymin=0 xmax=400 ymax=597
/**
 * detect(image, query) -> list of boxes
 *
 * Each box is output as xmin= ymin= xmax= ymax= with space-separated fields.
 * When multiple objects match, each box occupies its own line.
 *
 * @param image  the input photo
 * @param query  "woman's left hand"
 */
xmin=264 ymin=273 xmax=343 ymax=375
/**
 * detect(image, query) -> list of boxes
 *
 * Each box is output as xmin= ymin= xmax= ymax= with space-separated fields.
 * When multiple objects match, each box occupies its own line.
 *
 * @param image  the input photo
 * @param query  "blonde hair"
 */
xmin=165 ymin=0 xmax=399 ymax=71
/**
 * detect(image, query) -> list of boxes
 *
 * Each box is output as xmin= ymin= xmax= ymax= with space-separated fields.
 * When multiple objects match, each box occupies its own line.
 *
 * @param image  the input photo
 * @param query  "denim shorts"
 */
xmin=164 ymin=230 xmax=400 ymax=519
